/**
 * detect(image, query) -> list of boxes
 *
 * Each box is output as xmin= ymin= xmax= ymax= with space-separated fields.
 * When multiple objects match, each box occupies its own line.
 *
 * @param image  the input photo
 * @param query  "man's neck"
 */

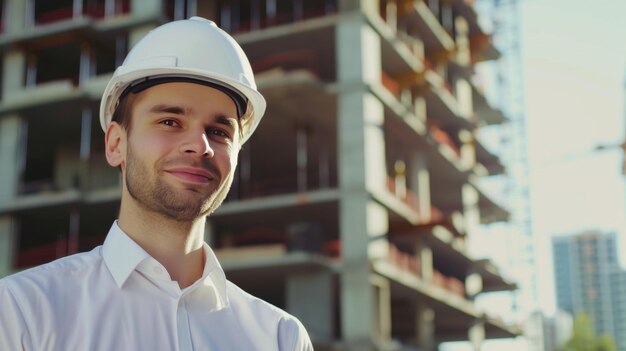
xmin=117 ymin=197 xmax=207 ymax=289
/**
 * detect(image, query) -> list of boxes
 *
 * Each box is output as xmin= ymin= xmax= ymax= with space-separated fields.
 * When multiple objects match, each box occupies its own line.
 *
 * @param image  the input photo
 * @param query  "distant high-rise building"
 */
xmin=552 ymin=230 xmax=624 ymax=350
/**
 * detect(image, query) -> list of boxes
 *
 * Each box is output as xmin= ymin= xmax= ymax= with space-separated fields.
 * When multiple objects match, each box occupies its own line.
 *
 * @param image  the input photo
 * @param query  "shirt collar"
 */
xmin=102 ymin=222 xmax=229 ymax=308
xmin=201 ymin=243 xmax=229 ymax=309
xmin=102 ymin=221 xmax=150 ymax=288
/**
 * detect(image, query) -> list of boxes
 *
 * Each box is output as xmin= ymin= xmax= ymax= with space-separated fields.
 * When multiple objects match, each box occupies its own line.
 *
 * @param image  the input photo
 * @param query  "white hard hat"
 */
xmin=99 ymin=16 xmax=266 ymax=143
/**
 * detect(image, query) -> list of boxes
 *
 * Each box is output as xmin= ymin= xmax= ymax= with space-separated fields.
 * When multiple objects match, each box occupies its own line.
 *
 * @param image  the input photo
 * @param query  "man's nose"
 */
xmin=180 ymin=131 xmax=214 ymax=158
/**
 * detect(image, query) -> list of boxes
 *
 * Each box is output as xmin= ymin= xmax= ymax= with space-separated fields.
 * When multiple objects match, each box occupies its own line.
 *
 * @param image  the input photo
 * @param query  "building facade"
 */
xmin=527 ymin=310 xmax=573 ymax=351
xmin=0 ymin=0 xmax=518 ymax=349
xmin=553 ymin=230 xmax=625 ymax=351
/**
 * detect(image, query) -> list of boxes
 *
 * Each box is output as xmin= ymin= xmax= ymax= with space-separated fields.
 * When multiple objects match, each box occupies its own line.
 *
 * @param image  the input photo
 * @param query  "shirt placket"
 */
xmin=177 ymin=294 xmax=193 ymax=351
xmin=140 ymin=261 xmax=194 ymax=351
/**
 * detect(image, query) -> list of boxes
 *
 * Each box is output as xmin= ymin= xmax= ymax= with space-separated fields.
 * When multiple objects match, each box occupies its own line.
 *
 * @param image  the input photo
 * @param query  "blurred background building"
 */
xmin=527 ymin=310 xmax=573 ymax=351
xmin=552 ymin=230 xmax=626 ymax=351
xmin=0 ymin=0 xmax=522 ymax=349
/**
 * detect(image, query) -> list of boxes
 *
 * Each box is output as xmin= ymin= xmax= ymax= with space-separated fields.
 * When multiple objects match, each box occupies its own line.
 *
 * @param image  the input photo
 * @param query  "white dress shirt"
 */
xmin=0 ymin=222 xmax=313 ymax=351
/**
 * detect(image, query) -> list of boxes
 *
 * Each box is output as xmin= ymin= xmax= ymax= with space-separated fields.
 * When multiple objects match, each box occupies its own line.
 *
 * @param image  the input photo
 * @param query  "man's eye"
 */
xmin=160 ymin=119 xmax=179 ymax=127
xmin=208 ymin=129 xmax=231 ymax=140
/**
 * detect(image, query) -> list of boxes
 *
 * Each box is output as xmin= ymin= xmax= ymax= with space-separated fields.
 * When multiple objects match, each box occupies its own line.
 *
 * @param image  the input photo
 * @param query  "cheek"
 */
xmin=129 ymin=135 xmax=173 ymax=165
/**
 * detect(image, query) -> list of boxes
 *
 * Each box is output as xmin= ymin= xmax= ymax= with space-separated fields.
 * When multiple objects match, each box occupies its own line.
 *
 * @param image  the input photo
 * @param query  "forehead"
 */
xmin=134 ymin=82 xmax=237 ymax=114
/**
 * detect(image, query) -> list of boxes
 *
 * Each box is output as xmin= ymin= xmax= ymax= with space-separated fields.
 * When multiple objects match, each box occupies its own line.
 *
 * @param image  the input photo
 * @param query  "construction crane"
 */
xmin=476 ymin=0 xmax=542 ymax=349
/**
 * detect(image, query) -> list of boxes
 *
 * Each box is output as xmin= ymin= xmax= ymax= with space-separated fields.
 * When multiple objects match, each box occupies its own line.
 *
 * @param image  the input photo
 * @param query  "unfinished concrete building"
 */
xmin=0 ymin=0 xmax=519 ymax=349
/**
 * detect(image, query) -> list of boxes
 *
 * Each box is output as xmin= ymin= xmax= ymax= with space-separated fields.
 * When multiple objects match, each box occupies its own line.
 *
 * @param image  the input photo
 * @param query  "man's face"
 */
xmin=117 ymin=82 xmax=240 ymax=221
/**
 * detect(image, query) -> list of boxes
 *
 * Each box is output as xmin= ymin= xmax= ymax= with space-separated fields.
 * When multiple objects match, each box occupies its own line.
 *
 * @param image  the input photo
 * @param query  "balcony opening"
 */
xmin=83 ymin=0 xmax=130 ymax=18
xmin=229 ymin=115 xmax=338 ymax=201
xmin=439 ymin=3 xmax=455 ymax=35
xmin=14 ymin=203 xmax=117 ymax=268
xmin=33 ymin=0 xmax=74 ymax=25
xmin=165 ymin=0 xmax=195 ymax=21
xmin=271 ymin=0 xmax=294 ymax=26
xmin=216 ymin=0 xmax=265 ymax=33
xmin=235 ymin=0 xmax=254 ymax=32
xmin=213 ymin=201 xmax=339 ymax=259
xmin=84 ymin=0 xmax=106 ymax=18
xmin=384 ymin=117 xmax=424 ymax=214
xmin=196 ymin=1 xmax=218 ymax=20
xmin=391 ymin=299 xmax=417 ymax=342
xmin=94 ymin=34 xmax=127 ymax=76
xmin=78 ymin=202 xmax=118 ymax=251
xmin=28 ymin=42 xmax=81 ymax=86
xmin=15 ymin=207 xmax=70 ymax=268
xmin=303 ymin=0 xmax=336 ymax=19
xmin=20 ymin=108 xmax=82 ymax=194
xmin=217 ymin=0 xmax=338 ymax=33
xmin=427 ymin=0 xmax=440 ymax=19
xmin=0 ymin=0 xmax=5 ymax=33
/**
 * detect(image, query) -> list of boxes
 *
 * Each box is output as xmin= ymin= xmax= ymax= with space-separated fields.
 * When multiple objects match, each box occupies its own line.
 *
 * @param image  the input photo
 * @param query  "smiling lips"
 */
xmin=165 ymin=167 xmax=215 ymax=183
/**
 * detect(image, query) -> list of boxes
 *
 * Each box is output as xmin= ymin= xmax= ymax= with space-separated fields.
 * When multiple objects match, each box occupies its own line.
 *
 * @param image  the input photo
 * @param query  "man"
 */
xmin=0 ymin=17 xmax=313 ymax=351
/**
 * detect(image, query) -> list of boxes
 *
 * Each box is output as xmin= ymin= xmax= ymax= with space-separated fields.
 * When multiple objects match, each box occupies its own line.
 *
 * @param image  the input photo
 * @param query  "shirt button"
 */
xmin=153 ymin=267 xmax=163 ymax=275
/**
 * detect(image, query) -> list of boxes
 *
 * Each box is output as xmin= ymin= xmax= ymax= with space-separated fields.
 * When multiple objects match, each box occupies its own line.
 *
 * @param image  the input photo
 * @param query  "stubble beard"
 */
xmin=125 ymin=145 xmax=233 ymax=222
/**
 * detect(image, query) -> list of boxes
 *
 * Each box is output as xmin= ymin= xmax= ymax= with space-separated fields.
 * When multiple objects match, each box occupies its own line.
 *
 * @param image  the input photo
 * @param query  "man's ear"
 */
xmin=105 ymin=122 xmax=126 ymax=168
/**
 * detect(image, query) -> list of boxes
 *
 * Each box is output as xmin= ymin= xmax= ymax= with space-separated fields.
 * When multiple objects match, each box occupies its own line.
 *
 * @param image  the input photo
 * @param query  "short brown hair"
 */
xmin=111 ymin=93 xmax=135 ymax=132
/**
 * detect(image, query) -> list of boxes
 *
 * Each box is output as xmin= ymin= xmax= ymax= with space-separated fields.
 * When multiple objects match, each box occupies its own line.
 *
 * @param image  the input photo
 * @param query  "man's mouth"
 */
xmin=164 ymin=167 xmax=215 ymax=184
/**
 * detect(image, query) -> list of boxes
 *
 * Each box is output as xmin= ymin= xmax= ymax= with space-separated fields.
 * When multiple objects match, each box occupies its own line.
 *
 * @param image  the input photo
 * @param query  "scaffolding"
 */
xmin=476 ymin=0 xmax=541 ymax=349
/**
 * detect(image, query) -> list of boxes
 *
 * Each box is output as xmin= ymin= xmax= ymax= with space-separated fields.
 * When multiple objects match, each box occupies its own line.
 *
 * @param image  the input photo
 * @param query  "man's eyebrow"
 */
xmin=216 ymin=115 xmax=237 ymax=130
xmin=149 ymin=104 xmax=188 ymax=115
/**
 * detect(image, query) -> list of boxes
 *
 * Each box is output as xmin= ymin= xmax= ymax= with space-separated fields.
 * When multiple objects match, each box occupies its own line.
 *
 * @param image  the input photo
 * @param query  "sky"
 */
xmin=523 ymin=0 xmax=626 ymax=315
xmin=443 ymin=0 xmax=626 ymax=350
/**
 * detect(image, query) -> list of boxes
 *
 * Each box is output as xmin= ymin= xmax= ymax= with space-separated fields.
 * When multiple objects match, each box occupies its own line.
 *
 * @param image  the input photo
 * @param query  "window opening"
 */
xmin=29 ymin=42 xmax=81 ymax=86
xmin=33 ymin=0 xmax=74 ymax=25
xmin=21 ymin=110 xmax=82 ymax=194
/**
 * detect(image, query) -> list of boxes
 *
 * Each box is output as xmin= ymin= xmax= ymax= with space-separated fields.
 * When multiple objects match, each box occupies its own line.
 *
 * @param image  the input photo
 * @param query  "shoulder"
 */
xmin=0 ymin=248 xmax=105 ymax=350
xmin=225 ymin=280 xmax=292 ymax=321
xmin=0 ymin=247 xmax=103 ymax=296
xmin=225 ymin=281 xmax=313 ymax=351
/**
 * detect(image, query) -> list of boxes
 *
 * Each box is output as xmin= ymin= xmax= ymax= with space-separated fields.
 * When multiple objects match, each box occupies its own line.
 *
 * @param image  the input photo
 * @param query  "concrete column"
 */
xmin=128 ymin=0 xmax=160 ymax=48
xmin=130 ymin=0 xmax=161 ymax=20
xmin=411 ymin=153 xmax=431 ymax=222
xmin=468 ymin=319 xmax=485 ymax=351
xmin=415 ymin=300 xmax=435 ymax=351
xmin=0 ymin=217 xmax=15 ymax=278
xmin=367 ymin=202 xmax=391 ymax=261
xmin=336 ymin=13 xmax=388 ymax=349
xmin=0 ymin=116 xmax=22 ymax=278
xmin=462 ymin=183 xmax=480 ymax=239
xmin=458 ymin=129 xmax=476 ymax=170
xmin=455 ymin=78 xmax=473 ymax=119
xmin=454 ymin=16 xmax=470 ymax=65
xmin=465 ymin=271 xmax=483 ymax=300
xmin=339 ymin=0 xmax=378 ymax=14
xmin=4 ymin=0 xmax=27 ymax=33
xmin=414 ymin=95 xmax=427 ymax=123
xmin=370 ymin=275 xmax=391 ymax=343
xmin=416 ymin=237 xmax=433 ymax=282
xmin=0 ymin=116 xmax=22 ymax=205
xmin=2 ymin=50 xmax=26 ymax=98
xmin=287 ymin=271 xmax=334 ymax=342
xmin=383 ymin=0 xmax=397 ymax=34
